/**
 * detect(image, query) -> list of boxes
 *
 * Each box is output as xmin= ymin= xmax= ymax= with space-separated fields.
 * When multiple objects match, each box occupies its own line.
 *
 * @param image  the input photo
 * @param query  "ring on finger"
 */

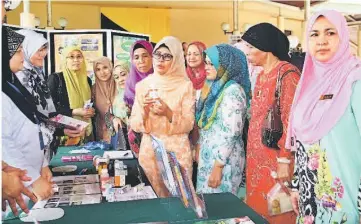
xmin=283 ymin=181 xmax=290 ymax=187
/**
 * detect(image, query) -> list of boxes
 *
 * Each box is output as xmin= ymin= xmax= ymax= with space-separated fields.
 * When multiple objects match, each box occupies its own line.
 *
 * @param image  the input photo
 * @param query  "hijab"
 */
xmin=185 ymin=41 xmax=207 ymax=90
xmin=112 ymin=62 xmax=130 ymax=122
xmin=151 ymin=36 xmax=190 ymax=93
xmin=1 ymin=26 xmax=36 ymax=122
xmin=2 ymin=26 xmax=53 ymax=149
xmin=124 ymin=40 xmax=154 ymax=106
xmin=242 ymin=23 xmax=291 ymax=62
xmin=62 ymin=46 xmax=92 ymax=136
xmin=196 ymin=44 xmax=251 ymax=130
xmin=92 ymin=57 xmax=116 ymax=141
xmin=285 ymin=10 xmax=361 ymax=149
xmin=93 ymin=57 xmax=116 ymax=115
xmin=15 ymin=29 xmax=56 ymax=117
xmin=62 ymin=46 xmax=91 ymax=110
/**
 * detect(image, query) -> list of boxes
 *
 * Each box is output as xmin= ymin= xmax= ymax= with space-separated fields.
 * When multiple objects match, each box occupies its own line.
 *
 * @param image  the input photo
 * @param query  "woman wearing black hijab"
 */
xmin=241 ymin=23 xmax=300 ymax=223
xmin=2 ymin=27 xmax=53 ymax=220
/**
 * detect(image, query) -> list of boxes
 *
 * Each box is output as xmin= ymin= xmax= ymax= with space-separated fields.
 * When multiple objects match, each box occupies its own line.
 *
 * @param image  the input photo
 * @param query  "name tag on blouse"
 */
xmin=319 ymin=94 xmax=333 ymax=100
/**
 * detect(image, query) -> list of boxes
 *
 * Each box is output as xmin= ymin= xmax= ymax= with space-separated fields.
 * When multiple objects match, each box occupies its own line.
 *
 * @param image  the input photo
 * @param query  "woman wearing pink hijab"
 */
xmin=288 ymin=10 xmax=361 ymax=224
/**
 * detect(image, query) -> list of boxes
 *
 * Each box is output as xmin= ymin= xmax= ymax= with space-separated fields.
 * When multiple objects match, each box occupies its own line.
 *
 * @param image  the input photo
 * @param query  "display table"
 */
xmin=4 ymin=193 xmax=267 ymax=224
xmin=4 ymin=147 xmax=267 ymax=224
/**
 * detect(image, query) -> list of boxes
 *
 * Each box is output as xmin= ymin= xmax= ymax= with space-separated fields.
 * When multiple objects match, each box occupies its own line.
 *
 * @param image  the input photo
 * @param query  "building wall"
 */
xmin=6 ymin=2 xmax=100 ymax=29
xmin=6 ymin=2 xmax=305 ymax=46
xmin=101 ymin=7 xmax=170 ymax=43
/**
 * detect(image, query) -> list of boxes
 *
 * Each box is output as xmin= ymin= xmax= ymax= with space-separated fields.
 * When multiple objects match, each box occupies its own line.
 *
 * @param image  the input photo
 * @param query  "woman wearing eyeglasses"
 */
xmin=129 ymin=36 xmax=195 ymax=197
xmin=13 ymin=29 xmax=85 ymax=158
xmin=48 ymin=47 xmax=94 ymax=145
xmin=195 ymin=44 xmax=250 ymax=195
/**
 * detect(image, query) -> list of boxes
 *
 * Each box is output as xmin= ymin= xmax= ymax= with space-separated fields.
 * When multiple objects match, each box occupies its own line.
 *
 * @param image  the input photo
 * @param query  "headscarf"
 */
xmin=1 ymin=26 xmax=36 ymax=122
xmin=2 ymin=26 xmax=53 ymax=151
xmin=93 ymin=57 xmax=116 ymax=113
xmin=185 ymin=41 xmax=207 ymax=90
xmin=242 ymin=23 xmax=291 ymax=62
xmin=196 ymin=44 xmax=251 ymax=130
xmin=62 ymin=46 xmax=91 ymax=110
xmin=151 ymin=36 xmax=189 ymax=93
xmin=124 ymin=40 xmax=154 ymax=106
xmin=15 ymin=29 xmax=56 ymax=117
xmin=112 ymin=62 xmax=130 ymax=122
xmin=286 ymin=10 xmax=361 ymax=149
xmin=62 ymin=46 xmax=92 ymax=136
xmin=93 ymin=57 xmax=117 ymax=140
xmin=5 ymin=27 xmax=24 ymax=59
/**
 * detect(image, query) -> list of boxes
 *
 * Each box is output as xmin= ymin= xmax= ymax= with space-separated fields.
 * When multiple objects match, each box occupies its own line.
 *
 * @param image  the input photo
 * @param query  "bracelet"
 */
xmin=291 ymin=188 xmax=299 ymax=192
xmin=277 ymin=157 xmax=291 ymax=164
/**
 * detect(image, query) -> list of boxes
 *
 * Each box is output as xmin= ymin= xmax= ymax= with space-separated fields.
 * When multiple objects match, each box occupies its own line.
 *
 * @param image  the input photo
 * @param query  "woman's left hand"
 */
xmin=112 ymin=117 xmax=122 ymax=133
xmin=41 ymin=166 xmax=53 ymax=183
xmin=208 ymin=163 xmax=223 ymax=188
xmin=150 ymin=98 xmax=173 ymax=121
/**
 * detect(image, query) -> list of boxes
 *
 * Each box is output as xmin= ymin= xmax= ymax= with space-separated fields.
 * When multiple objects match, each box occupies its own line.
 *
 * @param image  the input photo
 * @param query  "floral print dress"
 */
xmin=291 ymin=81 xmax=361 ymax=224
xmin=196 ymin=83 xmax=247 ymax=195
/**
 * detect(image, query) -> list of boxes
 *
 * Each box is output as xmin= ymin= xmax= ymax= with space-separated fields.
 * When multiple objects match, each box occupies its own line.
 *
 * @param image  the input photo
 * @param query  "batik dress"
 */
xmin=196 ymin=83 xmax=247 ymax=195
xmin=246 ymin=62 xmax=300 ymax=223
xmin=291 ymin=80 xmax=361 ymax=224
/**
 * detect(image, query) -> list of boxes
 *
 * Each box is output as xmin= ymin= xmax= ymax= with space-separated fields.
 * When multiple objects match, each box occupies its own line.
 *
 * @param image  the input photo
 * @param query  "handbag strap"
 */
xmin=275 ymin=63 xmax=301 ymax=108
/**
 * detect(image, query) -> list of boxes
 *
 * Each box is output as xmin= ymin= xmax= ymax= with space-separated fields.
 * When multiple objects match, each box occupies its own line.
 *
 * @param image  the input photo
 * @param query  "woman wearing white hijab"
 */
xmin=14 ymin=29 xmax=84 ymax=155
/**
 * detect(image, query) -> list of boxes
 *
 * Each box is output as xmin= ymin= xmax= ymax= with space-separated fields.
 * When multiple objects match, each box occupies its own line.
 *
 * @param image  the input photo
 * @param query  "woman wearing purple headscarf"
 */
xmin=125 ymin=40 xmax=154 ymax=156
xmin=124 ymin=40 xmax=154 ymax=108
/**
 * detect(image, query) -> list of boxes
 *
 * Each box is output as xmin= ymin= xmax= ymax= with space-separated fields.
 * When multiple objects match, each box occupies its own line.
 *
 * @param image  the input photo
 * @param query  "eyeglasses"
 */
xmin=67 ymin=55 xmax=83 ymax=61
xmin=153 ymin=52 xmax=173 ymax=61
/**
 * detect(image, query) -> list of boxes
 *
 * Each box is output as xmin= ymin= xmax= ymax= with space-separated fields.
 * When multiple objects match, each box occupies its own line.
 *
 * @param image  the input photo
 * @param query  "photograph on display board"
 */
xmin=3 ymin=24 xmax=49 ymax=77
xmin=49 ymin=31 xmax=107 ymax=84
xmin=111 ymin=31 xmax=149 ymax=69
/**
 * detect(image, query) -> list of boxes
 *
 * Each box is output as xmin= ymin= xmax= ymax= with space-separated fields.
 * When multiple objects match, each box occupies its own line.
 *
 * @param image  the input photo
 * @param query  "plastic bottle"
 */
xmin=114 ymin=161 xmax=121 ymax=187
xmin=148 ymin=84 xmax=159 ymax=100
xmin=100 ymin=168 xmax=110 ymax=196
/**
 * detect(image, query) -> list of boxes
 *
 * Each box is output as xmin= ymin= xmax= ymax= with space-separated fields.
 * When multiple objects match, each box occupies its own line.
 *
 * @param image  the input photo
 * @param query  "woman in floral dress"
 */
xmin=287 ymin=10 xmax=361 ymax=224
xmin=242 ymin=23 xmax=300 ymax=224
xmin=196 ymin=44 xmax=250 ymax=195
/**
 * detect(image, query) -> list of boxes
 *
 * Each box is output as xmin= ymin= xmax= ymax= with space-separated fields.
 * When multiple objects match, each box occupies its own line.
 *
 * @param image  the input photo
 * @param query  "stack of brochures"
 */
xmin=33 ymin=175 xmax=102 ymax=209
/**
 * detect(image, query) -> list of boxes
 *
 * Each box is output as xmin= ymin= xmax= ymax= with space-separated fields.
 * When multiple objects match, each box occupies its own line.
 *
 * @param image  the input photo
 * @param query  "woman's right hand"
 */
xmin=142 ymin=92 xmax=156 ymax=117
xmin=290 ymin=191 xmax=299 ymax=215
xmin=31 ymin=177 xmax=53 ymax=201
xmin=64 ymin=127 xmax=85 ymax=138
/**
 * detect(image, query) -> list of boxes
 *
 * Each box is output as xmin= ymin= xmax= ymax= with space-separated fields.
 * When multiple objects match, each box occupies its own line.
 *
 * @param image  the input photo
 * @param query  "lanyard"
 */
xmin=7 ymin=81 xmax=45 ymax=151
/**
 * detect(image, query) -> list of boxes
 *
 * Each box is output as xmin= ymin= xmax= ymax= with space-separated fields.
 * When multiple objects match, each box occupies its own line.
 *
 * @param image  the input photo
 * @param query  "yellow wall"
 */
xmin=6 ymin=2 xmax=304 ymax=46
xmin=6 ymin=2 xmax=100 ymax=29
xmin=169 ymin=8 xmax=304 ymax=46
xmin=101 ymin=7 xmax=170 ymax=43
